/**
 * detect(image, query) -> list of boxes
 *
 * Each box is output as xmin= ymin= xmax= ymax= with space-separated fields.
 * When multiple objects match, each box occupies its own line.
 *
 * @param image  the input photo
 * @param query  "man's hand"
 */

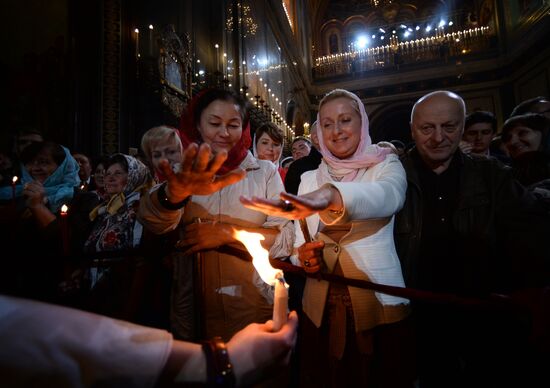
xmin=459 ymin=140 xmax=473 ymax=155
xmin=158 ymin=143 xmax=246 ymax=202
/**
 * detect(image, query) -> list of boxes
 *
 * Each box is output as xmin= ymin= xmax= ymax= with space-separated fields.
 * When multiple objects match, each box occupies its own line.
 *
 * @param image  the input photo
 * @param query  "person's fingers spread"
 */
xmin=158 ymin=159 xmax=176 ymax=181
xmin=194 ymin=143 xmax=211 ymax=171
xmin=207 ymin=149 xmax=228 ymax=173
xmin=214 ymin=169 xmax=246 ymax=189
xmin=180 ymin=143 xmax=199 ymax=172
xmin=240 ymin=196 xmax=275 ymax=209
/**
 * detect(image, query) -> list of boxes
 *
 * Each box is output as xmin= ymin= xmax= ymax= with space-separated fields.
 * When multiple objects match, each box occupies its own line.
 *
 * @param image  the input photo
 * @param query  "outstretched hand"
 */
xmin=159 ymin=143 xmax=246 ymax=202
xmin=240 ymin=186 xmax=341 ymax=220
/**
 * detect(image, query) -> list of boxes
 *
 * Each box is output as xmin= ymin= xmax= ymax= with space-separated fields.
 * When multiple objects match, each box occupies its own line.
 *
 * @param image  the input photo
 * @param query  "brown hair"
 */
xmin=255 ymin=122 xmax=284 ymax=145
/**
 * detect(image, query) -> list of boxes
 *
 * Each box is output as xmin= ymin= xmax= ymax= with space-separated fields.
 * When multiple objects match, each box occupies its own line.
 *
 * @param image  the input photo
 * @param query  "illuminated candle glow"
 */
xmin=60 ymin=204 xmax=70 ymax=256
xmin=215 ymin=44 xmax=220 ymax=73
xmin=233 ymin=230 xmax=289 ymax=331
xmin=148 ymin=24 xmax=154 ymax=56
xmin=134 ymin=28 xmax=140 ymax=58
xmin=11 ymin=176 xmax=18 ymax=202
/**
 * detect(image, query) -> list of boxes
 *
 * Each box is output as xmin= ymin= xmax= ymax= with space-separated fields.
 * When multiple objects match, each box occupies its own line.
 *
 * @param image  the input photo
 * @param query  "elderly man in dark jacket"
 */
xmin=394 ymin=91 xmax=550 ymax=388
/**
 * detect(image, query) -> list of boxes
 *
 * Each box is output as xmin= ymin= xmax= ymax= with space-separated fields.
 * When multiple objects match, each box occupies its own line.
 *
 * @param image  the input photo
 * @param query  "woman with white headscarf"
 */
xmin=241 ymin=89 xmax=414 ymax=387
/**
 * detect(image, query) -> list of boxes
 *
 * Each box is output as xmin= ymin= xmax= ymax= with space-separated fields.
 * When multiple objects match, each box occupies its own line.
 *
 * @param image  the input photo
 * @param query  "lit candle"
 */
xmin=11 ymin=176 xmax=18 ymax=202
xmin=233 ymin=230 xmax=289 ymax=332
xmin=148 ymin=24 xmax=154 ymax=56
xmin=214 ymin=44 xmax=220 ymax=73
xmin=134 ymin=28 xmax=140 ymax=58
xmin=273 ymin=273 xmax=289 ymax=331
xmin=223 ymin=53 xmax=227 ymax=79
xmin=60 ymin=204 xmax=70 ymax=256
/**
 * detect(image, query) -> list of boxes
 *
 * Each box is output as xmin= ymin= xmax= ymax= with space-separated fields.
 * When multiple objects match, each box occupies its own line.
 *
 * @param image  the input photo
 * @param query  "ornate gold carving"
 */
xmin=158 ymin=25 xmax=191 ymax=118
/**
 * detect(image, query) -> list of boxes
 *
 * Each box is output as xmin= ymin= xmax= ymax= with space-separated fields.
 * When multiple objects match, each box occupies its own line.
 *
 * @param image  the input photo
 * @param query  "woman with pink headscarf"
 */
xmin=241 ymin=89 xmax=414 ymax=387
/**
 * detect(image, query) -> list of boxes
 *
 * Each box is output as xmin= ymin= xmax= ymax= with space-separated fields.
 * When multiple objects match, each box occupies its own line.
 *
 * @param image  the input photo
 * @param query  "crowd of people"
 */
xmin=0 ymin=88 xmax=549 ymax=387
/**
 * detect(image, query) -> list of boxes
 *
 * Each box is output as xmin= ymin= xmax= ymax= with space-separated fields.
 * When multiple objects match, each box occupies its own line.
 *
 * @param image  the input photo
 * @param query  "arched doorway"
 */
xmin=369 ymin=103 xmax=414 ymax=147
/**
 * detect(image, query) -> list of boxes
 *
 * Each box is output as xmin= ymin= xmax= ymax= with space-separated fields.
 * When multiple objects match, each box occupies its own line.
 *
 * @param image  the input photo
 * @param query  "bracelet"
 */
xmin=157 ymin=182 xmax=189 ymax=210
xmin=202 ymin=336 xmax=236 ymax=387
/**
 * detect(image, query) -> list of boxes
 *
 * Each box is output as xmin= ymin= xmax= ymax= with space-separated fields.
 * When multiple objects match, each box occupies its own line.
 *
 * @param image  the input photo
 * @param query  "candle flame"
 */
xmin=12 ymin=176 xmax=18 ymax=184
xmin=60 ymin=204 xmax=69 ymax=214
xmin=233 ymin=230 xmax=281 ymax=285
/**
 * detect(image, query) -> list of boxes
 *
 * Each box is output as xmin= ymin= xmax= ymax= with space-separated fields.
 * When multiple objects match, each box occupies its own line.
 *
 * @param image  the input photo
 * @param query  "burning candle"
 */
xmin=272 ymin=273 xmax=289 ymax=331
xmin=60 ymin=204 xmax=70 ymax=256
xmin=134 ymin=28 xmax=140 ymax=58
xmin=11 ymin=176 xmax=18 ymax=202
xmin=214 ymin=44 xmax=220 ymax=73
xmin=148 ymin=24 xmax=154 ymax=56
xmin=223 ymin=52 xmax=227 ymax=80
xmin=233 ymin=230 xmax=289 ymax=331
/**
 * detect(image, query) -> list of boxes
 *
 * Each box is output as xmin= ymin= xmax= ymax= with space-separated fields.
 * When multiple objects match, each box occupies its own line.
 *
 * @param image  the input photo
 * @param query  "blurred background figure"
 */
xmin=290 ymin=136 xmax=312 ymax=161
xmin=501 ymin=113 xmax=550 ymax=186
xmin=83 ymin=153 xmax=153 ymax=321
xmin=90 ymin=156 xmax=109 ymax=201
xmin=0 ymin=141 xmax=80 ymax=303
xmin=253 ymin=122 xmax=286 ymax=180
xmin=510 ymin=96 xmax=550 ymax=119
xmin=72 ymin=152 xmax=94 ymax=191
xmin=460 ymin=111 xmax=496 ymax=157
xmin=141 ymin=125 xmax=183 ymax=183
xmin=285 ymin=122 xmax=322 ymax=194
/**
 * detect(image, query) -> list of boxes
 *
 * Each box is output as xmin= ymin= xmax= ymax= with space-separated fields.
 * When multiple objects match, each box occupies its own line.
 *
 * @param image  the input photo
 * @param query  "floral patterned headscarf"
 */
xmin=85 ymin=154 xmax=152 ymax=253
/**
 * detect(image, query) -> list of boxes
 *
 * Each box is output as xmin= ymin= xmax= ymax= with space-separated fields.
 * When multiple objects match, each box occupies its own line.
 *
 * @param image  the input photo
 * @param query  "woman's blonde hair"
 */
xmin=140 ymin=126 xmax=182 ymax=161
xmin=319 ymin=89 xmax=361 ymax=115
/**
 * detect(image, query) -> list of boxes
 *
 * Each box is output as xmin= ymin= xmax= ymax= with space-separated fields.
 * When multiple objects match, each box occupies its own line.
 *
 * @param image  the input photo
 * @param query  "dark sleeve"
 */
xmin=493 ymin=163 xmax=550 ymax=289
xmin=68 ymin=192 xmax=102 ymax=258
xmin=284 ymin=163 xmax=301 ymax=195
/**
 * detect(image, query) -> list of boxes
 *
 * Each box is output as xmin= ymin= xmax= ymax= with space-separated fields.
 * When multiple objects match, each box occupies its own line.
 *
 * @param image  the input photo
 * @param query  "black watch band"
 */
xmin=157 ymin=182 xmax=189 ymax=210
xmin=202 ymin=336 xmax=236 ymax=387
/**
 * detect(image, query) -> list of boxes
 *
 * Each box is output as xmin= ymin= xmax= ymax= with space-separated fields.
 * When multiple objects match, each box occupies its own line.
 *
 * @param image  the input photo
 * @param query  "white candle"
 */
xmin=272 ymin=273 xmax=289 ymax=332
xmin=134 ymin=28 xmax=139 ymax=58
xmin=148 ymin=24 xmax=154 ymax=56
xmin=231 ymin=230 xmax=289 ymax=332
xmin=215 ymin=44 xmax=220 ymax=73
